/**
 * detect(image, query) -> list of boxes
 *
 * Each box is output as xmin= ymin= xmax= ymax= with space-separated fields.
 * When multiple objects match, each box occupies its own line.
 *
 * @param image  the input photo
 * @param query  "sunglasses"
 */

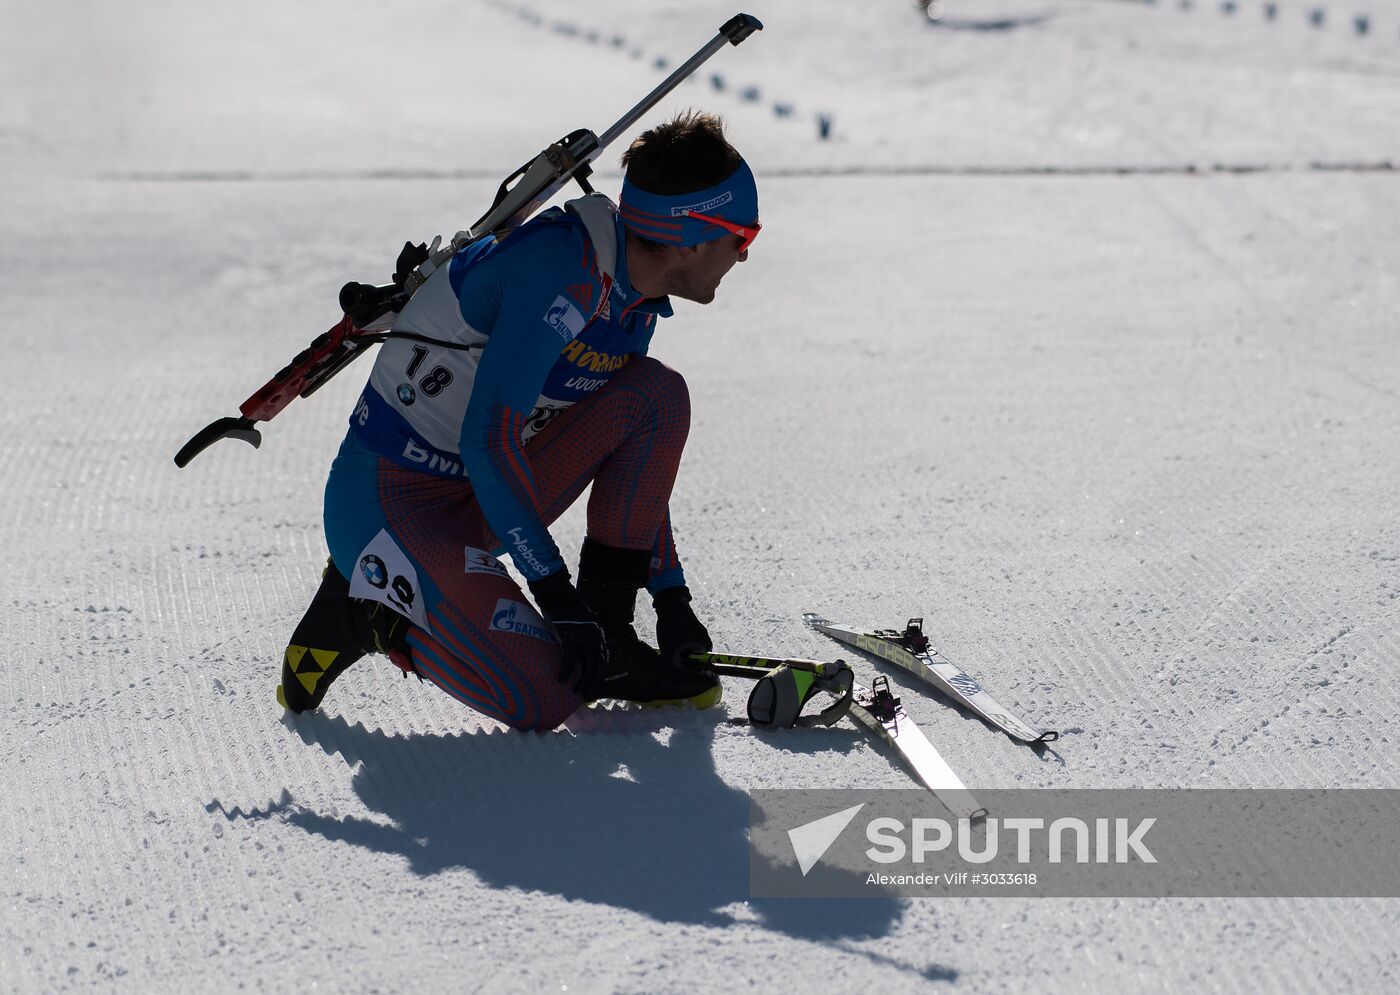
xmin=680 ymin=209 xmax=761 ymax=252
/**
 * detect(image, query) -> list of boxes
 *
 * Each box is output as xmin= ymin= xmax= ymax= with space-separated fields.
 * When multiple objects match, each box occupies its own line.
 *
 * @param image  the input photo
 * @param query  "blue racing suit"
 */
xmin=334 ymin=196 xmax=682 ymax=590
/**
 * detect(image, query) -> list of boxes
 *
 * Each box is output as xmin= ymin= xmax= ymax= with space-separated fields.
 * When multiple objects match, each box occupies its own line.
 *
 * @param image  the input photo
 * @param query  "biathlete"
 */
xmin=278 ymin=111 xmax=760 ymax=730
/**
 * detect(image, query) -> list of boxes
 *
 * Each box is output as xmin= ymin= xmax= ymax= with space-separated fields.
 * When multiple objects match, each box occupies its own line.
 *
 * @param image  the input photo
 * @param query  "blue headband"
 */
xmin=619 ymin=160 xmax=759 ymax=246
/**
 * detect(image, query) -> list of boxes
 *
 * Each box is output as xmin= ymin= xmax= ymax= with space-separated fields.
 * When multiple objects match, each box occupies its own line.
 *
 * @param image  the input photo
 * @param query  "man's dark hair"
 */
xmin=621 ymin=111 xmax=742 ymax=195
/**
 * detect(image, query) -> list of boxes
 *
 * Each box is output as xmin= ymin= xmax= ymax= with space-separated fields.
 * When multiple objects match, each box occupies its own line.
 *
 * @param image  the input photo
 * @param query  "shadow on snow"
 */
xmin=209 ymin=707 xmax=958 ymax=982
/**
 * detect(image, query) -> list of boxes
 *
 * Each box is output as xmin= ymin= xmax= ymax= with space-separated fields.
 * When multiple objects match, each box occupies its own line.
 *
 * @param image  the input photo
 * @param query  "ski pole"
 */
xmin=694 ymin=653 xmax=857 ymax=729
xmin=691 ymin=650 xmax=833 ymax=674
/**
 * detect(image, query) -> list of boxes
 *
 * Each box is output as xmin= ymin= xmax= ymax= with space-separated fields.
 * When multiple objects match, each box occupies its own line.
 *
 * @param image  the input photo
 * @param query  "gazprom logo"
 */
xmin=544 ymin=296 xmax=585 ymax=343
xmin=670 ymin=191 xmax=733 ymax=217
xmin=490 ymin=599 xmax=554 ymax=642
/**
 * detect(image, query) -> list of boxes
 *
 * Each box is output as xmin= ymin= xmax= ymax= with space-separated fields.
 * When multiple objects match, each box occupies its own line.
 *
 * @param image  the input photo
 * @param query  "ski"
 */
xmin=802 ymin=614 xmax=1058 ymax=745
xmin=697 ymin=651 xmax=987 ymax=820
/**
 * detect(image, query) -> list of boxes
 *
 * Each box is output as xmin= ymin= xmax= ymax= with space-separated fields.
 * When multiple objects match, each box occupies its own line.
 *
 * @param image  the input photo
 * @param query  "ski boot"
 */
xmin=278 ymin=558 xmax=412 ymax=713
xmin=576 ymin=538 xmax=721 ymax=709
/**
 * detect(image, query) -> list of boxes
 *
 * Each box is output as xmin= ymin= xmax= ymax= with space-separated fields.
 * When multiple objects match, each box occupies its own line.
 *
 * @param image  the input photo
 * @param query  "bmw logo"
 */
xmin=359 ymin=554 xmax=388 ymax=589
xmin=397 ymin=383 xmax=417 ymax=405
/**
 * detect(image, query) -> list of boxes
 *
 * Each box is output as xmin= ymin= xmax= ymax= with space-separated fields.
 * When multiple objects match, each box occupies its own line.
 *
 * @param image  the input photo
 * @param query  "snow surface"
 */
xmin=4 ymin=0 xmax=1400 ymax=991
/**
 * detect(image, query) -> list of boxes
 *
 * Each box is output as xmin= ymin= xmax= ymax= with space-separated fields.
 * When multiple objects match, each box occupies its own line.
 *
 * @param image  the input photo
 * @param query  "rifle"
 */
xmin=174 ymin=13 xmax=762 ymax=468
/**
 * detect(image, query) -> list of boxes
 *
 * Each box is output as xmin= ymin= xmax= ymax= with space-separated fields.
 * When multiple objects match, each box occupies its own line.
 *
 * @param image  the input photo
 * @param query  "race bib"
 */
xmin=348 ymin=529 xmax=431 ymax=633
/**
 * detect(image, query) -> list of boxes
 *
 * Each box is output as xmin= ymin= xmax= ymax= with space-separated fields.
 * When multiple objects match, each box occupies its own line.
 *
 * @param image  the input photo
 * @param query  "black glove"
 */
xmin=653 ymin=585 xmax=712 ymax=668
xmin=528 ymin=571 xmax=608 ymax=699
xmin=392 ymin=240 xmax=430 ymax=288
